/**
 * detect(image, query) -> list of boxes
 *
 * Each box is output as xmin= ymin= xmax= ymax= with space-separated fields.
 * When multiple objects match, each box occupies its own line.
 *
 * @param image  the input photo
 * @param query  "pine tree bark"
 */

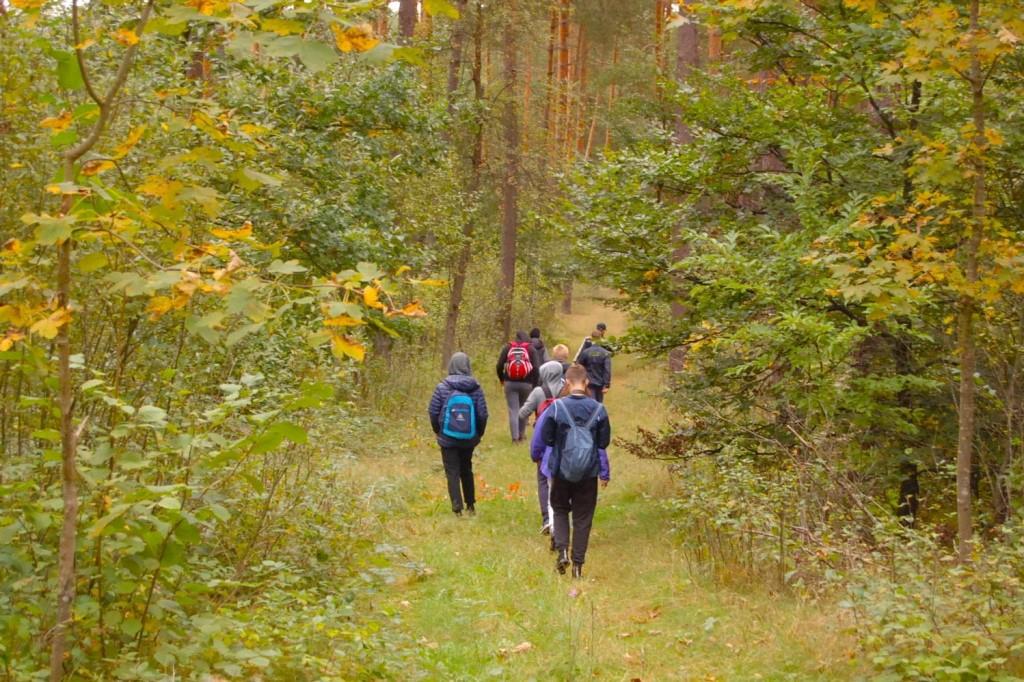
xmin=498 ymin=3 xmax=520 ymax=338
xmin=398 ymin=0 xmax=417 ymax=43
xmin=440 ymin=0 xmax=482 ymax=369
xmin=956 ymin=0 xmax=986 ymax=564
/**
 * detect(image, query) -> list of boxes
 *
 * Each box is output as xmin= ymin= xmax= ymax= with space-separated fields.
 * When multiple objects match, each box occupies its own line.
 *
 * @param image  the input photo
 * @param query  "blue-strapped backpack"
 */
xmin=553 ymin=400 xmax=605 ymax=482
xmin=442 ymin=387 xmax=477 ymax=440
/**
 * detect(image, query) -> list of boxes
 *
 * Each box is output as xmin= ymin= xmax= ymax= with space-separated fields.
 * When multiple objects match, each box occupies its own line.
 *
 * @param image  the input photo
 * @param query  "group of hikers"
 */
xmin=427 ymin=324 xmax=614 ymax=579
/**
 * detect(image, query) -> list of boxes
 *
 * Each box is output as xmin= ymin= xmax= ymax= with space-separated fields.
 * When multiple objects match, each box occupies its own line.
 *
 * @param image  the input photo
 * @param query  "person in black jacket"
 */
xmin=428 ymin=353 xmax=489 ymax=516
xmin=496 ymin=330 xmax=541 ymax=442
xmin=577 ymin=333 xmax=612 ymax=404
xmin=529 ymin=327 xmax=550 ymax=364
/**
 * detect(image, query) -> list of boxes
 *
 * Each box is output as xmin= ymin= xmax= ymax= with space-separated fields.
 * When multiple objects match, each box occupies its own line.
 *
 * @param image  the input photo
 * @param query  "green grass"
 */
xmin=351 ymin=296 xmax=862 ymax=681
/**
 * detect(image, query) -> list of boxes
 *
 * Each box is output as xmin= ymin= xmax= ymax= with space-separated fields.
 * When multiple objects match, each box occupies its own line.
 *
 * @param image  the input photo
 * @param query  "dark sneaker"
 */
xmin=556 ymin=549 xmax=569 ymax=574
xmin=572 ymin=563 xmax=583 ymax=580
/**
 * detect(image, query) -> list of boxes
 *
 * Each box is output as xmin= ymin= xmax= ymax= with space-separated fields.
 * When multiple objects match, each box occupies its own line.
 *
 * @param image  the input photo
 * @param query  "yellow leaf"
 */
xmin=113 ymin=125 xmax=146 ymax=159
xmin=29 ymin=308 xmax=72 ymax=340
xmin=0 ymin=331 xmax=25 ymax=352
xmin=331 ymin=23 xmax=380 ymax=53
xmin=412 ymin=278 xmax=448 ymax=287
xmin=2 ymin=239 xmax=23 ymax=254
xmin=146 ymin=296 xmax=174 ymax=320
xmin=363 ymin=286 xmax=385 ymax=310
xmin=136 ymin=175 xmax=183 ymax=207
xmin=113 ymin=28 xmax=139 ymax=46
xmin=395 ymin=265 xmax=412 ymax=276
xmin=324 ymin=314 xmax=365 ymax=328
xmin=398 ymin=300 xmax=427 ymax=317
xmin=10 ymin=0 xmax=45 ymax=9
xmin=74 ymin=38 xmax=95 ymax=50
xmin=82 ymin=159 xmax=115 ymax=176
xmin=210 ymin=221 xmax=253 ymax=241
xmin=331 ymin=334 xmax=366 ymax=362
xmin=40 ymin=111 xmax=72 ymax=132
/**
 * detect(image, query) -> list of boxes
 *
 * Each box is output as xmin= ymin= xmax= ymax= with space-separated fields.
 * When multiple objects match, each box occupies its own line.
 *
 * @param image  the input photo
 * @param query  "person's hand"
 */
xmin=600 ymin=479 xmax=609 ymax=488
xmin=603 ymin=386 xmax=610 ymax=393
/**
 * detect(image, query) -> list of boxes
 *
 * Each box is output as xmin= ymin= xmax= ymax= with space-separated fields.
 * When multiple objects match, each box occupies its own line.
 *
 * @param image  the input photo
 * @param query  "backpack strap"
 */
xmin=542 ymin=383 xmax=553 ymax=400
xmin=583 ymin=404 xmax=606 ymax=430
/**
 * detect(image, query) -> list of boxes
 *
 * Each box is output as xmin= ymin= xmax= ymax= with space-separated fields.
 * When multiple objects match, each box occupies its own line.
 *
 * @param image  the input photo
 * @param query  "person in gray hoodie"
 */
xmin=428 ymin=353 xmax=489 ymax=516
xmin=518 ymin=360 xmax=565 ymax=533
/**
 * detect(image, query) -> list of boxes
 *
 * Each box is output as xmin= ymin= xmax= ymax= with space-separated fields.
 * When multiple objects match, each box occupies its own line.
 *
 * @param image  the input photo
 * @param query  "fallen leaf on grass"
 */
xmin=497 ymin=641 xmax=533 ymax=657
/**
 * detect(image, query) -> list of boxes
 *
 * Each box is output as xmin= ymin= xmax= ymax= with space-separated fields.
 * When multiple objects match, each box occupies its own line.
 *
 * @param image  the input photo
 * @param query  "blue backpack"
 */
xmin=553 ymin=400 xmax=605 ymax=482
xmin=442 ymin=388 xmax=477 ymax=440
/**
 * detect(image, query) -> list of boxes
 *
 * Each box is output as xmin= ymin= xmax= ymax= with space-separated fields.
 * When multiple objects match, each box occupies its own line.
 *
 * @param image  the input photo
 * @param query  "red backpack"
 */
xmin=536 ymin=384 xmax=555 ymax=419
xmin=505 ymin=341 xmax=533 ymax=381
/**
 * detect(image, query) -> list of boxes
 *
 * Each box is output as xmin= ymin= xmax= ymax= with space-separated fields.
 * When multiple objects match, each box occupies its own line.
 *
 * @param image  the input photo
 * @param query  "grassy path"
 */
xmin=364 ymin=295 xmax=859 ymax=681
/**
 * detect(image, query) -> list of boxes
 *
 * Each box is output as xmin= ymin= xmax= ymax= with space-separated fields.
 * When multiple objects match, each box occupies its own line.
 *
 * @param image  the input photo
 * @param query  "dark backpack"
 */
xmin=553 ymin=400 xmax=605 ymax=482
xmin=505 ymin=342 xmax=533 ymax=381
xmin=441 ymin=388 xmax=477 ymax=440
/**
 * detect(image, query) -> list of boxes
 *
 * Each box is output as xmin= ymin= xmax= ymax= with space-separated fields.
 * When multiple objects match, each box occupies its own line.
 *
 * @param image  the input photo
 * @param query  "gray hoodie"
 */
xmin=518 ymin=361 xmax=564 ymax=422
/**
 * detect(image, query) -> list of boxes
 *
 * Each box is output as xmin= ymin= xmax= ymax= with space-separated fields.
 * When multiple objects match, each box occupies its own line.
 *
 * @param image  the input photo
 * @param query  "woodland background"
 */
xmin=2 ymin=0 xmax=1024 ymax=679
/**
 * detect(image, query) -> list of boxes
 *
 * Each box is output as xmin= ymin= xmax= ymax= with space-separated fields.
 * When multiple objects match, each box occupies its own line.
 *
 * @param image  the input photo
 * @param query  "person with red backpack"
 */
xmin=428 ymin=352 xmax=489 ymax=516
xmin=518 ymin=361 xmax=566 ymax=534
xmin=495 ymin=330 xmax=541 ymax=442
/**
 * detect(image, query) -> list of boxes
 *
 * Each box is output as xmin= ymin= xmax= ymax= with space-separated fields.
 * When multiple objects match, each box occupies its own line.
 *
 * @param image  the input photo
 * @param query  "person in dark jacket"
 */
xmin=428 ymin=352 xmax=489 ymax=516
xmin=577 ymin=333 xmax=612 ymax=403
xmin=496 ymin=331 xmax=541 ymax=442
xmin=541 ymin=365 xmax=612 ymax=578
xmin=529 ymin=327 xmax=550 ymax=364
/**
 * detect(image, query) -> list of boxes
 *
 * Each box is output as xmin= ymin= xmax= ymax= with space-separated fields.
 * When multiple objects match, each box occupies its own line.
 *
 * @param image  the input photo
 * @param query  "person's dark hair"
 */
xmin=596 ymin=322 xmax=607 ymax=331
xmin=529 ymin=327 xmax=541 ymax=339
xmin=514 ymin=330 xmax=530 ymax=342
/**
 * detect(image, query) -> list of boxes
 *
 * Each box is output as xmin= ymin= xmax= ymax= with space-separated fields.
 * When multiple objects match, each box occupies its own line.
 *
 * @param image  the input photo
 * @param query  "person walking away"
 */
xmin=496 ymin=330 xmax=540 ymax=442
xmin=428 ymin=352 xmax=488 ymax=516
xmin=542 ymin=365 xmax=611 ymax=578
xmin=573 ymin=322 xmax=607 ymax=361
xmin=518 ymin=361 xmax=566 ymax=534
xmin=551 ymin=344 xmax=572 ymax=375
xmin=577 ymin=333 xmax=612 ymax=404
xmin=529 ymin=327 xmax=551 ymax=364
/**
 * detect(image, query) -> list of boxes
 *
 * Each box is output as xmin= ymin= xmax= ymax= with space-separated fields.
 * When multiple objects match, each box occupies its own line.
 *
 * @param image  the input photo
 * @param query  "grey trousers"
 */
xmin=504 ymin=380 xmax=532 ymax=441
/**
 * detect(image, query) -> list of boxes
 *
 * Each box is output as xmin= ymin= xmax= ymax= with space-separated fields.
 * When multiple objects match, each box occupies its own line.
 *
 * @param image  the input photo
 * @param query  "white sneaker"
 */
xmin=540 ymin=522 xmax=551 ymax=535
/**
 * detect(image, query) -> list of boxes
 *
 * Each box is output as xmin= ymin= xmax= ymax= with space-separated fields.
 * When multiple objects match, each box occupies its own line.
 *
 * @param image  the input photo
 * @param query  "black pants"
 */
xmin=550 ymin=476 xmax=599 ymax=565
xmin=440 ymin=447 xmax=475 ymax=512
xmin=589 ymin=385 xmax=605 ymax=403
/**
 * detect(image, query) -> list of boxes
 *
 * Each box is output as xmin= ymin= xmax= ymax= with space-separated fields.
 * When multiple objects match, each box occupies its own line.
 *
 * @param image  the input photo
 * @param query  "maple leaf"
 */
xmin=331 ymin=334 xmax=366 ymax=362
xmin=211 ymin=221 xmax=254 ymax=241
xmin=113 ymin=28 xmax=139 ymax=47
xmin=331 ymin=23 xmax=380 ymax=53
xmin=40 ymin=111 xmax=72 ymax=132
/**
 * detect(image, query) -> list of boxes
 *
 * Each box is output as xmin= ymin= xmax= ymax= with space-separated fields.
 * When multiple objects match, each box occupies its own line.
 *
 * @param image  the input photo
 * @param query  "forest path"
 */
xmin=366 ymin=294 xmax=857 ymax=681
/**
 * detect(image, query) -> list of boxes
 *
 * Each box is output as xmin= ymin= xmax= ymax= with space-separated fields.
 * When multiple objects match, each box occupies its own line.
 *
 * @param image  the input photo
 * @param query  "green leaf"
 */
xmin=157 ymin=496 xmax=181 ymax=510
xmin=264 ymin=35 xmax=337 ymax=73
xmin=136 ymin=405 xmax=167 ymax=425
xmin=78 ymin=251 xmax=109 ymax=273
xmin=53 ymin=50 xmax=85 ymax=91
xmin=233 ymin=167 xmax=283 ymax=191
xmin=267 ymin=259 xmax=307 ymax=275
xmin=423 ymin=0 xmax=460 ymax=19
xmin=24 ymin=213 xmax=76 ymax=245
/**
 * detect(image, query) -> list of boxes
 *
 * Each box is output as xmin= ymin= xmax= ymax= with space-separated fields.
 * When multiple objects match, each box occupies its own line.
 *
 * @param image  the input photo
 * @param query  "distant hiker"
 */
xmin=542 ymin=365 xmax=611 ymax=578
xmin=496 ymin=331 xmax=541 ymax=442
xmin=577 ymin=333 xmax=612 ymax=404
xmin=428 ymin=352 xmax=488 ymax=517
xmin=519 ymin=361 xmax=566 ymax=534
xmin=551 ymin=344 xmax=572 ymax=375
xmin=574 ymin=322 xmax=606 ymax=361
xmin=529 ymin=327 xmax=551 ymax=364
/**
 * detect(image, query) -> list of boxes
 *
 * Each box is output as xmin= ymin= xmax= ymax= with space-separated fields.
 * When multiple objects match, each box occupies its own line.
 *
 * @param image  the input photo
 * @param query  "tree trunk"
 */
xmin=445 ymin=0 xmax=469 ymax=117
xmin=956 ymin=0 xmax=986 ymax=564
xmin=398 ymin=0 xmax=417 ymax=43
xmin=667 ymin=2 xmax=700 ymax=371
xmin=542 ymin=6 xmax=557 ymax=151
xmin=440 ymin=1 xmax=484 ymax=369
xmin=555 ymin=0 xmax=570 ymax=163
xmin=561 ymin=280 xmax=573 ymax=314
xmin=498 ymin=3 xmax=520 ymax=338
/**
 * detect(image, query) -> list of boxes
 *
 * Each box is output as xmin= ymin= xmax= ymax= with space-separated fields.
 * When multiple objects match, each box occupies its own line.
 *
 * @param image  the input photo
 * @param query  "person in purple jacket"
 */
xmin=537 ymin=366 xmax=611 ymax=577
xmin=530 ymin=405 xmax=610 ymax=553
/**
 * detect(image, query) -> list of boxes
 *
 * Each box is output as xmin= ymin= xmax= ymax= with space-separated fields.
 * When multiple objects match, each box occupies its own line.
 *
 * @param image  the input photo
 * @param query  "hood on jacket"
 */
xmin=448 ymin=352 xmax=472 ymax=376
xmin=538 ymin=360 xmax=564 ymax=397
xmin=443 ymin=373 xmax=481 ymax=393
